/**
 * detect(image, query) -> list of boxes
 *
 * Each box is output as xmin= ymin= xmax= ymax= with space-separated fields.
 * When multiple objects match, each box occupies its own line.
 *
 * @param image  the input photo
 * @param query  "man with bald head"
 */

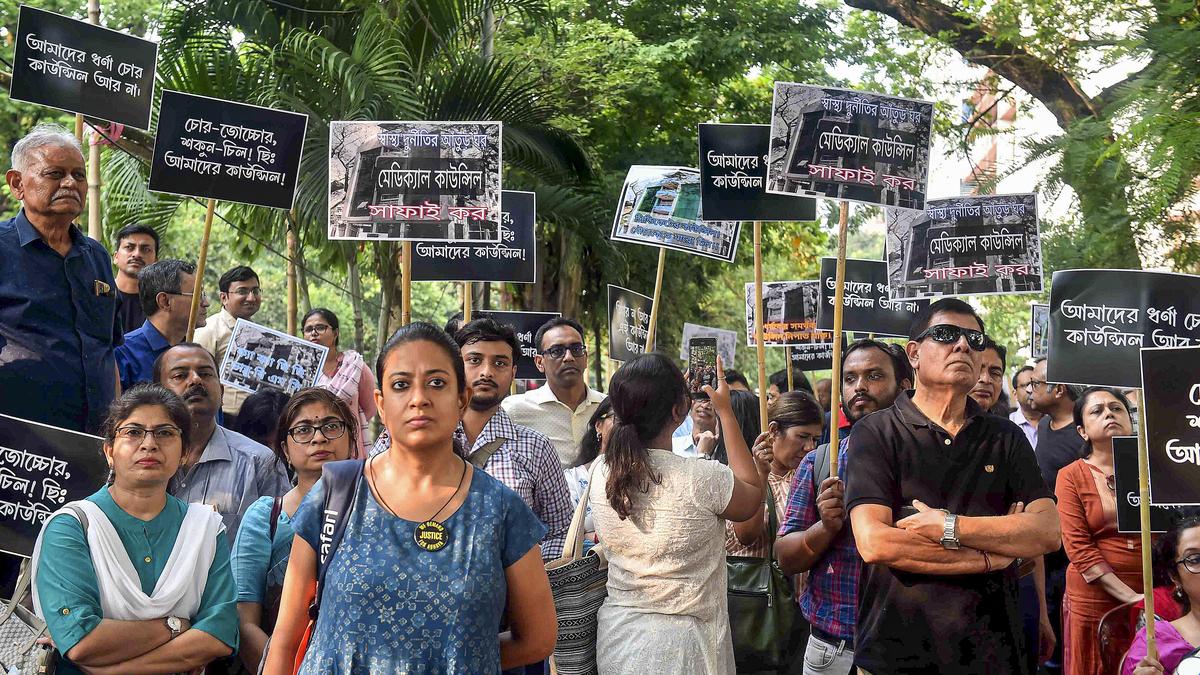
xmin=154 ymin=343 xmax=289 ymax=543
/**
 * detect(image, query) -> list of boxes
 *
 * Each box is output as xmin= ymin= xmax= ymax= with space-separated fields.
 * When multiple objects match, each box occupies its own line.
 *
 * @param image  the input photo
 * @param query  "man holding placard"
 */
xmin=846 ymin=298 xmax=1059 ymax=674
xmin=195 ymin=266 xmax=264 ymax=427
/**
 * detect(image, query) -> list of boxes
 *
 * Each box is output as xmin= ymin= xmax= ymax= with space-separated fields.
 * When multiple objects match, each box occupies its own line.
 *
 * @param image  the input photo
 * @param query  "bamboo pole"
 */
xmin=185 ymin=199 xmax=216 ymax=341
xmin=828 ymin=202 xmax=850 ymax=477
xmin=753 ymin=221 xmax=768 ymax=431
xmin=286 ymin=220 xmax=297 ymax=335
xmin=401 ymin=241 xmax=412 ymax=326
xmin=84 ymin=0 xmax=102 ymax=241
xmin=463 ymin=282 xmax=473 ymax=322
xmin=1136 ymin=396 xmax=1157 ymax=660
xmin=74 ymin=115 xmax=84 ymax=144
xmin=786 ymin=347 xmax=794 ymax=391
xmin=645 ymin=248 xmax=667 ymax=352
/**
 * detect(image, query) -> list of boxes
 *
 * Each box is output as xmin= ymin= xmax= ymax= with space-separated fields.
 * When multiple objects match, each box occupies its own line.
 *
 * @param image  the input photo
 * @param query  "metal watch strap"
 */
xmin=941 ymin=512 xmax=960 ymax=549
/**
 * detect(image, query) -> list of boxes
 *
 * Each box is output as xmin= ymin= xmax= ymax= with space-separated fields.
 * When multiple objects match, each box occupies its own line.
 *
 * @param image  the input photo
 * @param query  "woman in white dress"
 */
xmin=590 ymin=354 xmax=767 ymax=675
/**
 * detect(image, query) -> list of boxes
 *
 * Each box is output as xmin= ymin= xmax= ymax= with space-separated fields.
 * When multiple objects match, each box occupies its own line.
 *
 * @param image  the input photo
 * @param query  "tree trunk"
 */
xmin=555 ymin=226 xmax=583 ymax=319
xmin=375 ymin=243 xmax=398 ymax=356
xmin=295 ymin=244 xmax=312 ymax=315
xmin=345 ymin=242 xmax=366 ymax=354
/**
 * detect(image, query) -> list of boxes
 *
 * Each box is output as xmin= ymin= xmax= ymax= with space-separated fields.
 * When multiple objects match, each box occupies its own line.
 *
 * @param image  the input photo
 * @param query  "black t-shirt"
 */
xmin=845 ymin=392 xmax=1053 ymax=675
xmin=115 ymin=289 xmax=145 ymax=336
xmin=1035 ymin=414 xmax=1084 ymax=492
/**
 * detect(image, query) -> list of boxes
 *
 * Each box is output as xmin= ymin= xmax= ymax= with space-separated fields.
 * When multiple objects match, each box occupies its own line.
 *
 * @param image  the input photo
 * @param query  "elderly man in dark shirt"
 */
xmin=0 ymin=123 xmax=121 ymax=434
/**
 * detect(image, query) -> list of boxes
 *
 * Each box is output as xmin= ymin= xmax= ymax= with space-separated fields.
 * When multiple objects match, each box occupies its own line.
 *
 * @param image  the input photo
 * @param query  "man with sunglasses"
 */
xmin=115 ymin=259 xmax=209 ymax=391
xmin=502 ymin=317 xmax=605 ymax=468
xmin=195 ymin=266 xmax=263 ymax=428
xmin=846 ymin=298 xmax=1060 ymax=675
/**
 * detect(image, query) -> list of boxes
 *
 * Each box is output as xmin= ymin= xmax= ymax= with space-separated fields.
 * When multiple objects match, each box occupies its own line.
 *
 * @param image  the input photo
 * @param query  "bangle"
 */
xmin=983 ymin=550 xmax=993 ymax=574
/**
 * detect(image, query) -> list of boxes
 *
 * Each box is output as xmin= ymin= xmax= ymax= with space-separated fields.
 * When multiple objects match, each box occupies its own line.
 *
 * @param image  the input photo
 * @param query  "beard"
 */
xmin=469 ymin=389 xmax=504 ymax=411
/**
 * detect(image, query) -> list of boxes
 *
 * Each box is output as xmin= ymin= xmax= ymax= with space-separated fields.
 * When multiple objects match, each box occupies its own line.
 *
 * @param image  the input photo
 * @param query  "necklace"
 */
xmin=368 ymin=454 xmax=467 ymax=553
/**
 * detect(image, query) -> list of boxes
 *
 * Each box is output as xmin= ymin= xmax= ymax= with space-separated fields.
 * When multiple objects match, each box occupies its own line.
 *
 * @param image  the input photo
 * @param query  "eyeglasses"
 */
xmin=1177 ymin=553 xmax=1200 ymax=575
xmin=230 ymin=287 xmax=262 ymax=298
xmin=1025 ymin=379 xmax=1050 ymax=390
xmin=542 ymin=343 xmax=586 ymax=360
xmin=287 ymin=420 xmax=347 ymax=443
xmin=303 ymin=324 xmax=331 ymax=336
xmin=115 ymin=425 xmax=183 ymax=442
xmin=167 ymin=291 xmax=211 ymax=303
xmin=914 ymin=324 xmax=986 ymax=351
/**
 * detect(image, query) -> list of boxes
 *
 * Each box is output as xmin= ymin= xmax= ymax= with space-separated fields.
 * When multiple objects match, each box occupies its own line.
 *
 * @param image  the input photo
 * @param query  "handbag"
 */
xmin=727 ymin=482 xmax=796 ymax=672
xmin=0 ymin=559 xmax=55 ymax=675
xmin=544 ymin=463 xmax=608 ymax=675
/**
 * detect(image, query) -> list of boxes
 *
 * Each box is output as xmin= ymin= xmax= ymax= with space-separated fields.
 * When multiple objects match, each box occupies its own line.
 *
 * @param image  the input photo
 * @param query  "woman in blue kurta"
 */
xmin=31 ymin=383 xmax=238 ymax=675
xmin=266 ymin=322 xmax=557 ymax=674
xmin=231 ymin=387 xmax=358 ymax=671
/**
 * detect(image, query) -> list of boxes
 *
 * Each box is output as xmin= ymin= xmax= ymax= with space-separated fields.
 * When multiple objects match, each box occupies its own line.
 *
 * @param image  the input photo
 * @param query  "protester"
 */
xmin=564 ymin=398 xmax=614 ymax=546
xmin=1056 ymin=386 xmax=1144 ymax=675
xmin=112 ymin=224 xmax=160 ymax=334
xmin=502 ymin=317 xmax=605 ymax=467
xmin=267 ymin=322 xmax=556 ymax=673
xmin=1124 ymin=516 xmax=1200 ymax=675
xmin=31 ymin=384 xmax=237 ymax=674
xmin=967 ymin=337 xmax=1006 ymax=412
xmin=454 ymin=317 xmax=574 ymax=560
xmin=155 ymin=343 xmax=290 ymax=544
xmin=846 ymin=298 xmax=1060 ymax=674
xmin=115 ymin=259 xmax=208 ymax=390
xmin=1029 ymin=357 xmax=1083 ymax=492
xmin=194 ymin=266 xmax=262 ymax=428
xmin=724 ymin=368 xmax=752 ymax=392
xmin=231 ymin=388 xmax=355 ymax=672
xmin=776 ymin=338 xmax=910 ymax=675
xmin=304 ymin=307 xmax=378 ymax=455
xmin=235 ymin=388 xmax=292 ymax=451
xmin=767 ymin=369 xmax=812 ymax=406
xmin=0 ymin=123 xmax=121 ymax=435
xmin=1010 ymin=365 xmax=1042 ymax=448
xmin=590 ymin=354 xmax=766 ymax=674
xmin=673 ymin=396 xmax=720 ymax=459
xmin=814 ymin=378 xmax=832 ymax=413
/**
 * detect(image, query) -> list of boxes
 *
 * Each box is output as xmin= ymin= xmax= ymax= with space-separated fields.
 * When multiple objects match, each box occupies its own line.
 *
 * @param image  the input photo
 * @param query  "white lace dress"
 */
xmin=590 ymin=449 xmax=737 ymax=675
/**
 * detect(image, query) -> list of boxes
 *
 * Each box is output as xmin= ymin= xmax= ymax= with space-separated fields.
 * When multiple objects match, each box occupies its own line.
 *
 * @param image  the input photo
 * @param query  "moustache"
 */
xmin=184 ymin=384 xmax=208 ymax=400
xmin=849 ymin=393 xmax=877 ymax=407
xmin=472 ymin=378 xmax=497 ymax=389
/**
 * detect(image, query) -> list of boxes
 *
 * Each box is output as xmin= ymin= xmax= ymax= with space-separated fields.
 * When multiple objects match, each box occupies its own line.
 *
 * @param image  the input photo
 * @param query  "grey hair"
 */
xmin=11 ymin=123 xmax=83 ymax=172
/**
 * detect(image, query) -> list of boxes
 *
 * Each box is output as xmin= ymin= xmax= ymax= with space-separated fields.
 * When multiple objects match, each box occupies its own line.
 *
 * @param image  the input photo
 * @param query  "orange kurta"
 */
xmin=1056 ymin=458 xmax=1144 ymax=675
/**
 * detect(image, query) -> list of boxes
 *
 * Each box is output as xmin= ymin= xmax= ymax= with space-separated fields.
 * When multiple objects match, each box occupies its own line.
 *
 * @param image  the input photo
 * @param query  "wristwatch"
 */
xmin=940 ymin=512 xmax=960 ymax=550
xmin=165 ymin=616 xmax=183 ymax=639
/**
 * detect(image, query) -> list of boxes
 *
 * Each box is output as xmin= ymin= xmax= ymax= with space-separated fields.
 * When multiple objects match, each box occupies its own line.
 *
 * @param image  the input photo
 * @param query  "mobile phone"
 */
xmin=688 ymin=337 xmax=718 ymax=397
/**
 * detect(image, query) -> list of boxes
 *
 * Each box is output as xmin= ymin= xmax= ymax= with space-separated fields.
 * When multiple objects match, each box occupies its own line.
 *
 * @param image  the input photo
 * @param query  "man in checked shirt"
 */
xmin=452 ymin=317 xmax=573 ymax=561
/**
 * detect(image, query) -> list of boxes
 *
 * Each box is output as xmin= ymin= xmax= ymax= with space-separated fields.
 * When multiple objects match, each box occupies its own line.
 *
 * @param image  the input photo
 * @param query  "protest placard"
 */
xmin=0 ymin=415 xmax=107 ymax=558
xmin=789 ymin=342 xmax=834 ymax=371
xmin=328 ymin=121 xmax=502 ymax=242
xmin=679 ymin=323 xmax=737 ymax=368
xmin=1031 ymin=303 xmax=1050 ymax=359
xmin=1114 ymin=437 xmax=1177 ymax=533
xmin=476 ymin=310 xmax=561 ymax=380
xmin=608 ymin=285 xmax=654 ymax=362
xmin=411 ymin=190 xmax=535 ymax=282
xmin=744 ymin=280 xmax=833 ymax=347
xmin=816 ymin=257 xmax=928 ymax=337
xmin=1141 ymin=345 xmax=1200 ymax=506
xmin=698 ymin=123 xmax=816 ymax=223
xmin=885 ymin=194 xmax=1042 ymax=299
xmin=10 ymin=5 xmax=158 ymax=129
xmin=219 ymin=319 xmax=328 ymax=396
xmin=148 ymin=90 xmax=308 ymax=210
xmin=1047 ymin=269 xmax=1200 ymax=388
xmin=766 ymin=83 xmax=934 ymax=210
xmin=610 ymin=165 xmax=742 ymax=262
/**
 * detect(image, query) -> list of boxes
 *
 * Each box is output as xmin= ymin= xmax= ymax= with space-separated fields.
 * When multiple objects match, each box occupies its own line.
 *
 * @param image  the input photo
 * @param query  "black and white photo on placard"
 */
xmin=219 ymin=319 xmax=328 ymax=396
xmin=744 ymin=280 xmax=832 ymax=347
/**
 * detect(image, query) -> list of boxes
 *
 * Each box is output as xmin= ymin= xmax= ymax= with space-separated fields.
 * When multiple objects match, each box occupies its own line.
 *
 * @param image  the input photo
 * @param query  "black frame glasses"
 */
xmin=287 ymin=420 xmax=347 ymax=443
xmin=915 ymin=324 xmax=987 ymax=351
xmin=115 ymin=425 xmax=183 ymax=442
xmin=1177 ymin=553 xmax=1200 ymax=574
xmin=541 ymin=343 xmax=587 ymax=360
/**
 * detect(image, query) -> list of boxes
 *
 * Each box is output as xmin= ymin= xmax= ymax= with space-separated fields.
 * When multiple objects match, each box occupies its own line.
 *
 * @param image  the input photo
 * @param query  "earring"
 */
xmin=595 ymin=431 xmax=602 ymax=443
xmin=1175 ymin=586 xmax=1186 ymax=602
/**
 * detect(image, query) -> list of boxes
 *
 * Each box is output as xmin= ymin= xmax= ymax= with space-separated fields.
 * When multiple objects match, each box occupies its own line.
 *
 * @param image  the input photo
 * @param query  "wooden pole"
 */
xmin=463 ymin=282 xmax=473 ymax=322
xmin=401 ymin=241 xmax=412 ymax=326
xmin=786 ymin=347 xmax=794 ymax=391
xmin=84 ymin=0 xmax=102 ymax=241
xmin=186 ymin=199 xmax=216 ymax=341
xmin=645 ymin=247 xmax=667 ymax=352
xmin=828 ymin=202 xmax=850 ymax=477
xmin=74 ymin=115 xmax=84 ymax=144
xmin=753 ymin=221 xmax=768 ymax=431
xmin=286 ymin=218 xmax=298 ymax=335
xmin=1136 ymin=395 xmax=1157 ymax=660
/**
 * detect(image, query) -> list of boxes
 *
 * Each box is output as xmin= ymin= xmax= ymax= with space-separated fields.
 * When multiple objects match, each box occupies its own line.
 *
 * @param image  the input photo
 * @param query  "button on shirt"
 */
xmin=169 ymin=426 xmax=291 ymax=545
xmin=0 ymin=210 xmax=120 ymax=433
xmin=454 ymin=407 xmax=573 ymax=560
xmin=115 ymin=319 xmax=171 ymax=390
xmin=501 ymin=384 xmax=605 ymax=467
xmin=193 ymin=308 xmax=252 ymax=417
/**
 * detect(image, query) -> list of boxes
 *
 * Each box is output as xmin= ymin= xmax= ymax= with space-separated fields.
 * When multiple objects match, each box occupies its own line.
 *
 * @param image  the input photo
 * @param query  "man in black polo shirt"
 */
xmin=846 ymin=298 xmax=1060 ymax=674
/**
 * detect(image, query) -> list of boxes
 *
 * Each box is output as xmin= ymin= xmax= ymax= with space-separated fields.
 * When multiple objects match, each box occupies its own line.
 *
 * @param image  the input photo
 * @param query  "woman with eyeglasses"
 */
xmin=1055 ymin=386 xmax=1144 ymax=675
xmin=1124 ymin=516 xmax=1200 ymax=674
xmin=303 ymin=308 xmax=377 ymax=456
xmin=230 ymin=388 xmax=357 ymax=672
xmin=31 ymin=384 xmax=238 ymax=675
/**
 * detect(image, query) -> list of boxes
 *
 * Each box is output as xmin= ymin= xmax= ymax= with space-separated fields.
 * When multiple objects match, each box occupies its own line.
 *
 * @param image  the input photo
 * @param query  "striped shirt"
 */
xmin=500 ymin=384 xmax=606 ymax=467
xmin=724 ymin=469 xmax=795 ymax=558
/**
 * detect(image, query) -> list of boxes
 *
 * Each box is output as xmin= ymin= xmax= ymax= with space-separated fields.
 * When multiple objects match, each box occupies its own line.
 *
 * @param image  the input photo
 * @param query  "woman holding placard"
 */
xmin=303 ymin=308 xmax=377 ymax=456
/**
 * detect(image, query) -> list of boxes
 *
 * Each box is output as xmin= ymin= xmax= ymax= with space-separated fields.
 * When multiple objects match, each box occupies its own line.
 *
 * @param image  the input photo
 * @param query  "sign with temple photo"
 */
xmin=411 ymin=190 xmax=537 ymax=283
xmin=744 ymin=280 xmax=833 ymax=347
xmin=816 ymin=257 xmax=928 ymax=337
xmin=610 ymin=165 xmax=742 ymax=262
xmin=328 ymin=121 xmax=502 ymax=242
xmin=219 ymin=319 xmax=328 ymax=396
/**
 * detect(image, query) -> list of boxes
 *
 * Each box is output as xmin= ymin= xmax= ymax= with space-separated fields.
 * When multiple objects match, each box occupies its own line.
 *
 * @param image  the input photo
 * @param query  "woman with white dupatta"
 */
xmin=32 ymin=384 xmax=238 ymax=675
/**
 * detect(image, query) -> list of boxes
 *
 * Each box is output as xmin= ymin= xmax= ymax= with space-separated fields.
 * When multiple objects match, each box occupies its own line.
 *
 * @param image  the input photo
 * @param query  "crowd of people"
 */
xmin=3 ymin=122 xmax=1198 ymax=675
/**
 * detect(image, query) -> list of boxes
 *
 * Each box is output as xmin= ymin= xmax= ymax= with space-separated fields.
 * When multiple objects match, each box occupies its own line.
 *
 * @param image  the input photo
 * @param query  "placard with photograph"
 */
xmin=219 ymin=319 xmax=328 ymax=395
xmin=745 ymin=280 xmax=834 ymax=347
xmin=679 ymin=323 xmax=738 ymax=368
xmin=1031 ymin=303 xmax=1050 ymax=359
xmin=611 ymin=165 xmax=742 ymax=262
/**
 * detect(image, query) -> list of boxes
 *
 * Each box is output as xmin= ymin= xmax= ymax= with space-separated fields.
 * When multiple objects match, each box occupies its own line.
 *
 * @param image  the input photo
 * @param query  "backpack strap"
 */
xmin=468 ymin=438 xmax=507 ymax=469
xmin=268 ymin=496 xmax=283 ymax=542
xmin=812 ymin=442 xmax=832 ymax=492
xmin=307 ymin=459 xmax=364 ymax=621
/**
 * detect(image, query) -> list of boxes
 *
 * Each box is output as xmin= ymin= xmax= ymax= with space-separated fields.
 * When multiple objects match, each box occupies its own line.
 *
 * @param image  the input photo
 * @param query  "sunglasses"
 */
xmin=541 ymin=343 xmax=587 ymax=360
xmin=915 ymin=324 xmax=986 ymax=351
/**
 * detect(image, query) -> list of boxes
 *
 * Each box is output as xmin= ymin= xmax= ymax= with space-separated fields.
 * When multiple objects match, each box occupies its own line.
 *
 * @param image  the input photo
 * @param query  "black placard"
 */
xmin=607 ymin=285 xmax=653 ymax=362
xmin=816 ymin=258 xmax=928 ymax=337
xmin=218 ymin=319 xmax=329 ymax=396
xmin=411 ymin=191 xmax=536 ymax=282
xmin=789 ymin=343 xmax=834 ymax=371
xmin=1031 ymin=303 xmax=1049 ymax=359
xmin=698 ymin=124 xmax=816 ymax=223
xmin=1047 ymin=269 xmax=1200 ymax=388
xmin=745 ymin=280 xmax=833 ymax=347
xmin=1114 ymin=436 xmax=1178 ymax=533
xmin=1141 ymin=346 xmax=1200 ymax=505
xmin=148 ymin=90 xmax=308 ymax=210
xmin=766 ymin=84 xmax=933 ymax=210
xmin=0 ymin=414 xmax=107 ymax=558
xmin=610 ymin=165 xmax=742 ymax=262
xmin=10 ymin=5 xmax=157 ymax=129
xmin=886 ymin=193 xmax=1043 ymax=299
xmin=476 ymin=310 xmax=561 ymax=380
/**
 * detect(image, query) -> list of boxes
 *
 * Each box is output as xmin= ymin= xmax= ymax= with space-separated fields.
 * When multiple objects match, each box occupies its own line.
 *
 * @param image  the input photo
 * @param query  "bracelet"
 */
xmin=983 ymin=550 xmax=993 ymax=574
